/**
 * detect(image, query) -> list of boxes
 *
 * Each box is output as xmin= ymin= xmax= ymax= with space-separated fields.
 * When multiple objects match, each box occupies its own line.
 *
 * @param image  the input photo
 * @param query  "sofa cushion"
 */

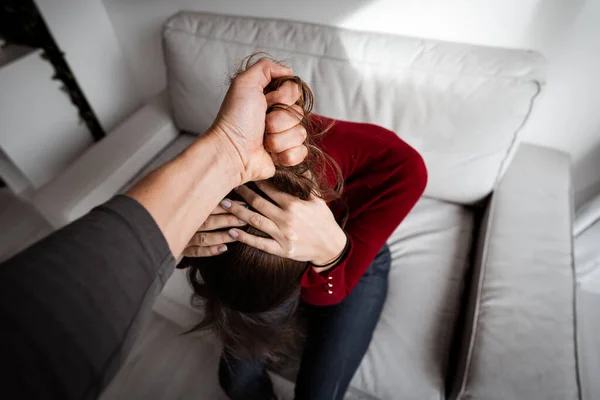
xmin=163 ymin=11 xmax=545 ymax=205
xmin=351 ymin=197 xmax=474 ymax=399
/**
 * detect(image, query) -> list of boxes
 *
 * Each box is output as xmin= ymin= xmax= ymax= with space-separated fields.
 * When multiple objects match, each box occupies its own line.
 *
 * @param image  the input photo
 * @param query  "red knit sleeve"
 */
xmin=300 ymin=119 xmax=427 ymax=306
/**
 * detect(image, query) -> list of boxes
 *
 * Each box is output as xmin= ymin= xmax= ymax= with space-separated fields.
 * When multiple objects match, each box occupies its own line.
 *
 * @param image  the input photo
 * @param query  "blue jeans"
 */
xmin=219 ymin=245 xmax=391 ymax=400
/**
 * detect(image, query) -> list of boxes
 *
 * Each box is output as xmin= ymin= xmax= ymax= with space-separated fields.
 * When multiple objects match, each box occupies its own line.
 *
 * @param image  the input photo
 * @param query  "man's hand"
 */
xmin=209 ymin=58 xmax=309 ymax=184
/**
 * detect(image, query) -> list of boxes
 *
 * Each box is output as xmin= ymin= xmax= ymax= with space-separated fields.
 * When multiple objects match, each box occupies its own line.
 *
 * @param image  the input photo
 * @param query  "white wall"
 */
xmin=519 ymin=0 xmax=600 ymax=206
xmin=101 ymin=0 xmax=599 ymax=204
xmin=102 ymin=0 xmax=581 ymax=102
xmin=0 ymin=49 xmax=92 ymax=194
xmin=35 ymin=0 xmax=141 ymax=132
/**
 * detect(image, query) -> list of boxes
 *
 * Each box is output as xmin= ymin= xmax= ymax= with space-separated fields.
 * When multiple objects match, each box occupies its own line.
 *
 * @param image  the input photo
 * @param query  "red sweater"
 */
xmin=300 ymin=116 xmax=428 ymax=306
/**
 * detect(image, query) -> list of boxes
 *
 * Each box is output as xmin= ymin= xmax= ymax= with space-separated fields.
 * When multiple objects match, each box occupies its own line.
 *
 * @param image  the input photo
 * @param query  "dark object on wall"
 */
xmin=0 ymin=0 xmax=105 ymax=141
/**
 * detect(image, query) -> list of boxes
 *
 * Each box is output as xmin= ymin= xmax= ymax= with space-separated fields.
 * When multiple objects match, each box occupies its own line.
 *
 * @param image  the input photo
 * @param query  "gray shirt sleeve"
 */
xmin=0 ymin=195 xmax=176 ymax=399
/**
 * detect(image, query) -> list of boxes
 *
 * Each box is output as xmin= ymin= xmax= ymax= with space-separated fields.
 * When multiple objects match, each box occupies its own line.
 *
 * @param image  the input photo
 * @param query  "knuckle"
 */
xmin=265 ymin=134 xmax=279 ymax=152
xmin=189 ymin=234 xmax=199 ymax=246
xmin=249 ymin=214 xmax=263 ymax=227
xmin=282 ymin=228 xmax=297 ymax=242
xmin=286 ymin=201 xmax=300 ymax=213
xmin=298 ymin=125 xmax=308 ymax=140
xmin=256 ymin=241 xmax=267 ymax=252
xmin=282 ymin=216 xmax=295 ymax=229
xmin=250 ymin=197 xmax=266 ymax=211
xmin=289 ymin=83 xmax=300 ymax=100
xmin=185 ymin=247 xmax=199 ymax=257
xmin=265 ymin=115 xmax=278 ymax=133
xmin=278 ymin=151 xmax=292 ymax=166
xmin=198 ymin=233 xmax=208 ymax=246
xmin=292 ymin=104 xmax=303 ymax=116
xmin=283 ymin=246 xmax=295 ymax=258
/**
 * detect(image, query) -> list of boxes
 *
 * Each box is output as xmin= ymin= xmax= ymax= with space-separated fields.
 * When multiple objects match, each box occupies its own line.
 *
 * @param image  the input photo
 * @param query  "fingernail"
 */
xmin=218 ymin=245 xmax=228 ymax=253
xmin=220 ymin=199 xmax=232 ymax=208
xmin=238 ymin=219 xmax=246 ymax=225
xmin=228 ymin=229 xmax=239 ymax=238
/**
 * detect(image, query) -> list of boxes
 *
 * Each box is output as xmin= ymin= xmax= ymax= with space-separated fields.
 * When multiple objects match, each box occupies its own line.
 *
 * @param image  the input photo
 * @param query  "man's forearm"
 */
xmin=127 ymin=131 xmax=241 ymax=257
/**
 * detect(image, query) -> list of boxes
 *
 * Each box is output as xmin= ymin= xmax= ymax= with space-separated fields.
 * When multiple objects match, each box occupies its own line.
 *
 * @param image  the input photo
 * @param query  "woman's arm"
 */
xmin=300 ymin=120 xmax=427 ymax=305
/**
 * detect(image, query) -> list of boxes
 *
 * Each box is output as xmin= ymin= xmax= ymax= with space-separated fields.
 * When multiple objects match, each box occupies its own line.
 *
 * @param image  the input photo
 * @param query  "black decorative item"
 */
xmin=0 ymin=0 xmax=105 ymax=141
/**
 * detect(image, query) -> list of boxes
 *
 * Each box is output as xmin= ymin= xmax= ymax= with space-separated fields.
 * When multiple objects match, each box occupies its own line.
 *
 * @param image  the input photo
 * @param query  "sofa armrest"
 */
xmin=452 ymin=143 xmax=579 ymax=400
xmin=31 ymin=92 xmax=179 ymax=229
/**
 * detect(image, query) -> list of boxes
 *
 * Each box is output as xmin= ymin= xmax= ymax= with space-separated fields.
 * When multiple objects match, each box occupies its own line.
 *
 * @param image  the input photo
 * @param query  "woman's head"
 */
xmin=178 ymin=54 xmax=343 ymax=359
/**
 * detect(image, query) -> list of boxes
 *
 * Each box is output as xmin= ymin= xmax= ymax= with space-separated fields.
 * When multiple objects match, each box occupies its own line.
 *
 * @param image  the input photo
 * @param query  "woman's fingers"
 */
xmin=254 ymin=180 xmax=295 ymax=207
xmin=265 ymin=124 xmax=307 ymax=153
xmin=265 ymin=80 xmax=300 ymax=108
xmin=227 ymin=228 xmax=283 ymax=257
xmin=198 ymin=214 xmax=247 ymax=231
xmin=271 ymin=145 xmax=309 ymax=167
xmin=211 ymin=200 xmax=246 ymax=215
xmin=265 ymin=104 xmax=303 ymax=133
xmin=229 ymin=185 xmax=284 ymax=220
xmin=220 ymin=197 xmax=280 ymax=236
xmin=188 ymin=230 xmax=238 ymax=247
xmin=182 ymin=244 xmax=228 ymax=258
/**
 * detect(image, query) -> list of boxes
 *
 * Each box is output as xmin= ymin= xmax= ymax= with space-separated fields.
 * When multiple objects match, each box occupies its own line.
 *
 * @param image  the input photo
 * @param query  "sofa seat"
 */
xmin=353 ymin=198 xmax=474 ymax=400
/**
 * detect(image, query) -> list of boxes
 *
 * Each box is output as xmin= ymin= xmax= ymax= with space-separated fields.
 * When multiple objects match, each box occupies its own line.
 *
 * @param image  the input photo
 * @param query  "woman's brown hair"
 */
xmin=179 ymin=54 xmax=344 ymax=360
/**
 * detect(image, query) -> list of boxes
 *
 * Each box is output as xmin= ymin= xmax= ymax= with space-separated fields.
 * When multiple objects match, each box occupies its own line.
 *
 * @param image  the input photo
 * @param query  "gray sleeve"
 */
xmin=0 ymin=195 xmax=176 ymax=399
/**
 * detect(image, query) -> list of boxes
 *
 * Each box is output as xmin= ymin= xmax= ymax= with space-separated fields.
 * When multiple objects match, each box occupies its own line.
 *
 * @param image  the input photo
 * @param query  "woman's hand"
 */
xmin=220 ymin=181 xmax=348 ymax=270
xmin=181 ymin=201 xmax=248 ymax=258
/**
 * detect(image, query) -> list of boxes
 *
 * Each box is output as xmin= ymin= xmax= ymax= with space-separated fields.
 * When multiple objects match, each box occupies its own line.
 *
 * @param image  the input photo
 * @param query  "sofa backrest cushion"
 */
xmin=163 ymin=11 xmax=545 ymax=204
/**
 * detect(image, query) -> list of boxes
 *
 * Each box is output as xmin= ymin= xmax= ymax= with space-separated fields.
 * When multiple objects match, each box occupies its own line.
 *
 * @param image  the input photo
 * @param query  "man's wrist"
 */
xmin=189 ymin=128 xmax=245 ymax=189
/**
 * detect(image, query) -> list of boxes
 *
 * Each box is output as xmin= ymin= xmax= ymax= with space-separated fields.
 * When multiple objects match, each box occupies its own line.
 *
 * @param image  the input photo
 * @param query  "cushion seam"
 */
xmin=570 ymin=169 xmax=584 ymax=400
xmin=493 ymin=80 xmax=543 ymax=189
xmin=457 ymin=195 xmax=496 ymax=397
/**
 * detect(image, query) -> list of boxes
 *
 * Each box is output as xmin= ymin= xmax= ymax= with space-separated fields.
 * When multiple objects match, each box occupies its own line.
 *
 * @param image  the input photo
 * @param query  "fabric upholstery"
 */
xmin=452 ymin=144 xmax=579 ymax=400
xmin=574 ymin=191 xmax=600 ymax=400
xmin=163 ymin=11 xmax=545 ymax=204
xmin=574 ymin=204 xmax=600 ymax=294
